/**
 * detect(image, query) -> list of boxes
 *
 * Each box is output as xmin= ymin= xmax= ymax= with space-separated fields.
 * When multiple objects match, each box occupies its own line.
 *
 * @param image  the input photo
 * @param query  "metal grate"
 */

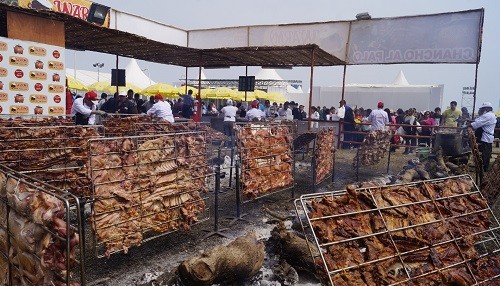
xmin=313 ymin=127 xmax=335 ymax=185
xmin=0 ymin=125 xmax=102 ymax=198
xmin=0 ymin=164 xmax=84 ymax=285
xmin=235 ymin=122 xmax=295 ymax=202
xmin=295 ymin=175 xmax=500 ymax=286
xmin=88 ymin=131 xmax=212 ymax=258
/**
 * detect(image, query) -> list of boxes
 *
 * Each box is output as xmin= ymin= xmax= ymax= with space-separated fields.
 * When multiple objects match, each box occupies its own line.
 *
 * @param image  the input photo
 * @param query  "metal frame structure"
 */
xmin=0 ymin=164 xmax=85 ymax=285
xmin=183 ymin=79 xmax=302 ymax=89
xmin=0 ymin=125 xmax=102 ymax=198
xmin=295 ymin=175 xmax=500 ymax=286
xmin=87 ymin=131 xmax=213 ymax=258
xmin=312 ymin=127 xmax=336 ymax=192
xmin=234 ymin=122 xmax=295 ymax=204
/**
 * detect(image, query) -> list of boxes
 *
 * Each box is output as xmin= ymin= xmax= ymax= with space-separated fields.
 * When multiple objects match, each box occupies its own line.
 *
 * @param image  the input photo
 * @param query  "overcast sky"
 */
xmin=67 ymin=0 xmax=500 ymax=111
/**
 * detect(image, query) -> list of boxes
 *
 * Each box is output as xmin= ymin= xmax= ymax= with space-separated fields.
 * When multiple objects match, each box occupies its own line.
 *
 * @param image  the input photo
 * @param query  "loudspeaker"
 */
xmin=238 ymin=76 xmax=255 ymax=92
xmin=111 ymin=69 xmax=126 ymax=86
xmin=87 ymin=3 xmax=110 ymax=26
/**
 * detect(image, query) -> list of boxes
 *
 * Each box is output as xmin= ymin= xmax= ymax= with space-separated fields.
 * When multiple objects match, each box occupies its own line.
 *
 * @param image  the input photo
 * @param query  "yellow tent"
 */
xmin=87 ymin=81 xmax=110 ymax=91
xmin=104 ymin=83 xmax=142 ymax=95
xmin=248 ymin=89 xmax=267 ymax=99
xmin=140 ymin=83 xmax=177 ymax=98
xmin=496 ymin=109 xmax=500 ymax=117
xmin=231 ymin=90 xmax=256 ymax=102
xmin=206 ymin=87 xmax=233 ymax=99
xmin=176 ymin=86 xmax=199 ymax=95
xmin=265 ymin=92 xmax=287 ymax=103
xmin=66 ymin=75 xmax=88 ymax=91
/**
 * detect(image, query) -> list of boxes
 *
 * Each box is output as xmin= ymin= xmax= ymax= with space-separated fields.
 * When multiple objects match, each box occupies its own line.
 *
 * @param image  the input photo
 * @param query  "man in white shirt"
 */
xmin=278 ymin=101 xmax=293 ymax=120
xmin=71 ymin=91 xmax=105 ymax=125
xmin=368 ymin=102 xmax=389 ymax=131
xmin=147 ymin=94 xmax=175 ymax=123
xmin=246 ymin=100 xmax=265 ymax=121
xmin=221 ymin=99 xmax=239 ymax=147
xmin=469 ymin=102 xmax=496 ymax=171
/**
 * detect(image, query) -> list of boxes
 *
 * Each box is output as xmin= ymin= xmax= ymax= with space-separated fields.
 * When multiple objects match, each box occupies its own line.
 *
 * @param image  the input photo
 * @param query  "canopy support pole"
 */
xmin=195 ymin=53 xmax=202 ymax=122
xmin=244 ymin=66 xmax=248 ymax=102
xmin=307 ymin=47 xmax=316 ymax=131
xmin=472 ymin=62 xmax=479 ymax=119
xmin=341 ymin=64 xmax=347 ymax=101
xmin=115 ymin=55 xmax=119 ymax=95
xmin=185 ymin=67 xmax=188 ymax=94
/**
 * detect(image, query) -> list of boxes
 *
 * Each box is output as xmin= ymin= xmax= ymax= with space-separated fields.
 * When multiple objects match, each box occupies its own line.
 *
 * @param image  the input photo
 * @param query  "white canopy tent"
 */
xmin=289 ymin=71 xmax=444 ymax=112
xmin=66 ymin=59 xmax=156 ymax=89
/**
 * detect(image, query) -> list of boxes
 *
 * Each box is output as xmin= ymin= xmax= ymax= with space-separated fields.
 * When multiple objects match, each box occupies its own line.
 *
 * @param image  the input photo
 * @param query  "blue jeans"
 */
xmin=223 ymin=121 xmax=235 ymax=147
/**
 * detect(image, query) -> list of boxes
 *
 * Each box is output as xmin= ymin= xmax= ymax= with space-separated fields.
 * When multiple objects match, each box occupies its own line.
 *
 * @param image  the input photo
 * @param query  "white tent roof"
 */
xmin=125 ymin=59 xmax=156 ymax=89
xmin=65 ymin=59 xmax=156 ymax=88
xmin=286 ymin=85 xmax=304 ymax=93
xmin=392 ymin=70 xmax=410 ymax=86
xmin=255 ymin=68 xmax=283 ymax=80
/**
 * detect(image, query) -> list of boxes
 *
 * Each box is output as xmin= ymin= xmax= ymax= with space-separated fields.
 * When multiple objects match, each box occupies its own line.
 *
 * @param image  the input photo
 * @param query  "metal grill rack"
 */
xmin=295 ymin=175 xmax=500 ymax=286
xmin=0 ymin=125 xmax=102 ymax=198
xmin=312 ymin=127 xmax=335 ymax=188
xmin=235 ymin=122 xmax=295 ymax=202
xmin=88 ymin=131 xmax=212 ymax=258
xmin=0 ymin=164 xmax=85 ymax=286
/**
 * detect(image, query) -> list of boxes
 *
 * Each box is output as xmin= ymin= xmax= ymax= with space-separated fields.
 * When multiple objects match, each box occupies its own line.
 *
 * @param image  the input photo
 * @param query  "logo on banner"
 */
xmin=0 ymin=42 xmax=7 ymax=51
xmin=30 ymin=94 xmax=48 ymax=103
xmin=48 ymin=84 xmax=64 ymax=93
xmin=29 ymin=46 xmax=47 ymax=56
xmin=13 ymin=44 xmax=24 ymax=54
xmin=9 ymin=56 xmax=29 ymax=66
xmin=14 ymin=69 xmax=24 ymax=78
xmin=10 ymin=105 xmax=29 ymax=114
xmin=48 ymin=61 xmax=64 ymax=70
xmin=29 ymin=71 xmax=47 ymax=80
xmin=14 ymin=93 xmax=24 ymax=103
xmin=0 ymin=68 xmax=7 ymax=77
xmin=53 ymin=94 xmax=61 ymax=103
xmin=34 ymin=83 xmax=44 ymax=91
xmin=10 ymin=81 xmax=29 ymax=91
xmin=48 ymin=105 xmax=65 ymax=115
xmin=0 ymin=92 xmax=7 ymax=102
xmin=34 ymin=106 xmax=44 ymax=114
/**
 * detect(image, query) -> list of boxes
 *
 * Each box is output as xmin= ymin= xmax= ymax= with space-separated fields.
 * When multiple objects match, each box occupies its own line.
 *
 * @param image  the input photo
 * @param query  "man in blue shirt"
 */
xmin=180 ymin=90 xmax=194 ymax=119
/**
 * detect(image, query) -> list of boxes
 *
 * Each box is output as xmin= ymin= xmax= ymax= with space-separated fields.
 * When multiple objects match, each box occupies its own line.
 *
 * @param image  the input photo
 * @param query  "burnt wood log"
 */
xmin=178 ymin=231 xmax=264 ymax=286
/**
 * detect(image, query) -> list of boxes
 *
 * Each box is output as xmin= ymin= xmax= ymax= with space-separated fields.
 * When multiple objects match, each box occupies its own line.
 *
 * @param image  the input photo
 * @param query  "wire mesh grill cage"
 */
xmin=295 ymin=175 xmax=500 ymax=286
xmin=313 ymin=127 xmax=335 ymax=186
xmin=0 ymin=125 xmax=102 ymax=198
xmin=0 ymin=164 xmax=84 ymax=286
xmin=88 ymin=131 xmax=213 ymax=258
xmin=235 ymin=122 xmax=295 ymax=202
xmin=0 ymin=115 xmax=74 ymax=127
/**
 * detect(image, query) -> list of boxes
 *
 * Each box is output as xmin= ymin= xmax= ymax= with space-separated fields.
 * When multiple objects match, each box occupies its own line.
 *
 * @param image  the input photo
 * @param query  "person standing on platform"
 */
xmin=180 ymin=90 xmax=195 ymax=119
xmin=469 ymin=102 xmax=496 ymax=171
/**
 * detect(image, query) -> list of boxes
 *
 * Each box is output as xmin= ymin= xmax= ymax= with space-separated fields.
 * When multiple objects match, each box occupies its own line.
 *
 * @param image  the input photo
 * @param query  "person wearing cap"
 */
xmin=146 ymin=94 xmax=175 ymax=123
xmin=468 ymin=102 xmax=496 ymax=171
xmin=71 ymin=90 xmax=106 ymax=125
xmin=116 ymin=91 xmax=138 ymax=114
xmin=367 ymin=102 xmax=389 ymax=131
xmin=221 ymin=99 xmax=239 ymax=146
xmin=246 ymin=100 xmax=265 ymax=121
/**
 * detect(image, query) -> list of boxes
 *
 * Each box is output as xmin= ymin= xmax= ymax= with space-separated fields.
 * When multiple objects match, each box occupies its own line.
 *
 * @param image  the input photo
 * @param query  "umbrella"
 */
xmin=231 ymin=90 xmax=256 ymax=102
xmin=198 ymin=88 xmax=213 ymax=99
xmin=265 ymin=92 xmax=287 ymax=103
xmin=176 ymin=85 xmax=199 ymax=95
xmin=87 ymin=81 xmax=110 ymax=91
xmin=249 ymin=89 xmax=267 ymax=99
xmin=104 ymin=83 xmax=143 ymax=95
xmin=205 ymin=87 xmax=234 ymax=99
xmin=66 ymin=75 xmax=88 ymax=91
xmin=140 ymin=83 xmax=177 ymax=98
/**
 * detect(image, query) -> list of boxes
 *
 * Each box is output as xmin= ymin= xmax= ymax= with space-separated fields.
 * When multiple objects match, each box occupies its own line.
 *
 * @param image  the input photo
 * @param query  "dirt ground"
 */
xmin=84 ymin=146 xmax=500 ymax=286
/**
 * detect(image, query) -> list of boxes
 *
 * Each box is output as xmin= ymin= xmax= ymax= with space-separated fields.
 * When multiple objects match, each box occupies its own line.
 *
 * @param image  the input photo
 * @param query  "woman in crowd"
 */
xmin=419 ymin=111 xmax=434 ymax=147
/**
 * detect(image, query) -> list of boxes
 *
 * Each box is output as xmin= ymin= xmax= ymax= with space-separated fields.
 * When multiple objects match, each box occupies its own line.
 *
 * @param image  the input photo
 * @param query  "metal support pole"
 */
xmin=341 ymin=65 xmax=347 ymax=101
xmin=244 ymin=66 xmax=248 ymax=102
xmin=115 ymin=55 xmax=119 ymax=95
xmin=79 ymin=198 xmax=86 ymax=250
xmin=202 ymin=165 xmax=229 ymax=239
xmin=228 ymin=147 xmax=234 ymax=188
xmin=356 ymin=147 xmax=360 ymax=182
xmin=387 ymin=145 xmax=392 ymax=174
xmin=227 ymin=160 xmax=248 ymax=224
xmin=471 ymin=62 xmax=479 ymax=119
xmin=307 ymin=47 xmax=315 ymax=131
xmin=195 ymin=53 xmax=203 ymax=122
xmin=184 ymin=67 xmax=188 ymax=94
xmin=312 ymin=138 xmax=317 ymax=193
xmin=332 ymin=150 xmax=336 ymax=183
